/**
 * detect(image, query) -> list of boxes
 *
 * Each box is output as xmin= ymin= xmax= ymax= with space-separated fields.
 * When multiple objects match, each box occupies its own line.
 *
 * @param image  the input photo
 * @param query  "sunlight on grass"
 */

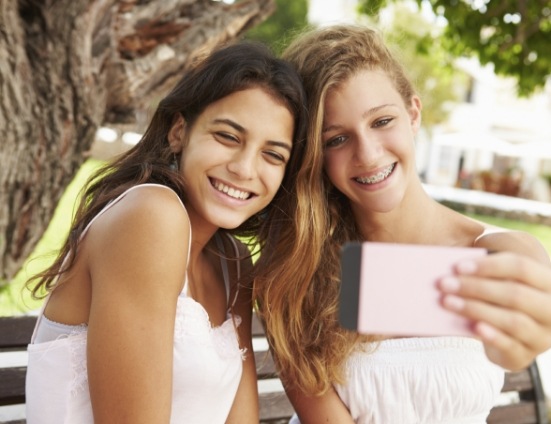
xmin=0 ymin=159 xmax=103 ymax=316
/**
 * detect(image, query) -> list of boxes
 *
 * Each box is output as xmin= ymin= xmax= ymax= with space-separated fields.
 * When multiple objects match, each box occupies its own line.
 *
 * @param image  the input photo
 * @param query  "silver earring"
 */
xmin=170 ymin=154 xmax=179 ymax=172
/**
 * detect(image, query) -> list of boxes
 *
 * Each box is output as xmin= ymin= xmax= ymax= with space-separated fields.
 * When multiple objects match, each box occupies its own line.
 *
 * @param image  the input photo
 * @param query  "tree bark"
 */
xmin=0 ymin=0 xmax=275 ymax=282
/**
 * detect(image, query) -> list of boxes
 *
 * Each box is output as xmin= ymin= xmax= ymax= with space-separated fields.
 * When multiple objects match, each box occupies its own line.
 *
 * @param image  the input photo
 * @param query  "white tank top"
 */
xmin=25 ymin=184 xmax=245 ymax=423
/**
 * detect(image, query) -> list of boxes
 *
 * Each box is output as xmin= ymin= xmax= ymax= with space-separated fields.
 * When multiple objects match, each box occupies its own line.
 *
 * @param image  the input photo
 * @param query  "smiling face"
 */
xmin=170 ymin=87 xmax=294 ymax=231
xmin=322 ymin=69 xmax=421 ymax=216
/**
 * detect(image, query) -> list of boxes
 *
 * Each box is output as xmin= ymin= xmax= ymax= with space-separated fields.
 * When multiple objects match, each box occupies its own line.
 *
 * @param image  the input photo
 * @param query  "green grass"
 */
xmin=0 ymin=159 xmax=103 ymax=316
xmin=1 ymin=167 xmax=550 ymax=316
xmin=465 ymin=213 xmax=551 ymax=255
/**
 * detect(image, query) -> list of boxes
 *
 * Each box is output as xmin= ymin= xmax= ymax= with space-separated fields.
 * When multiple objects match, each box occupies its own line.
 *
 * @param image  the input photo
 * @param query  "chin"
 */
xmin=216 ymin=217 xmax=248 ymax=230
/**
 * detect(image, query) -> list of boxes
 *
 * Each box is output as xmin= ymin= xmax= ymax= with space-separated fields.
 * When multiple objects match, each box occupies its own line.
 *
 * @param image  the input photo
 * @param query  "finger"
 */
xmin=441 ymin=294 xmax=551 ymax=354
xmin=439 ymin=275 xmax=551 ymax=325
xmin=473 ymin=321 xmax=535 ymax=371
xmin=454 ymin=253 xmax=551 ymax=292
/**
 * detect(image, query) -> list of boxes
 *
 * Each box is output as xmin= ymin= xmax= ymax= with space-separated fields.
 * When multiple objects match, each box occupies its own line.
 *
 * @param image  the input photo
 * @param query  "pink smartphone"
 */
xmin=339 ymin=242 xmax=487 ymax=337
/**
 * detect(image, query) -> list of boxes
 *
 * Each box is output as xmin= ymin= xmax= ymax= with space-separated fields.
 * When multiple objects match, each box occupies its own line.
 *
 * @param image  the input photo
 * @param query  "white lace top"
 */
xmin=25 ymin=184 xmax=245 ymax=424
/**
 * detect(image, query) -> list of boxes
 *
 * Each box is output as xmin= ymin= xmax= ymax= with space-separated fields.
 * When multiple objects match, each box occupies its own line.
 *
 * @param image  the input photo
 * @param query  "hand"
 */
xmin=438 ymin=251 xmax=551 ymax=370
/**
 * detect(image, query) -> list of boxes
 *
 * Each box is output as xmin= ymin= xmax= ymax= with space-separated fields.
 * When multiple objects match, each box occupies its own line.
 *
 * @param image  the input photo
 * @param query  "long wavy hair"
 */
xmin=254 ymin=25 xmax=418 ymax=396
xmin=28 ymin=41 xmax=309 ymax=298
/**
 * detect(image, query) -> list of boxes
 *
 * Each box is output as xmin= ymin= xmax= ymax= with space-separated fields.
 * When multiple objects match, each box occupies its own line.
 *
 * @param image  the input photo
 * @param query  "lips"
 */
xmin=355 ymin=163 xmax=396 ymax=185
xmin=210 ymin=178 xmax=253 ymax=200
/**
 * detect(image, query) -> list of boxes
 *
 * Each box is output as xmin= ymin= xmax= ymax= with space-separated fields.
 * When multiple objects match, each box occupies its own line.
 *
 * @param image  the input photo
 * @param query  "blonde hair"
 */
xmin=254 ymin=24 xmax=418 ymax=396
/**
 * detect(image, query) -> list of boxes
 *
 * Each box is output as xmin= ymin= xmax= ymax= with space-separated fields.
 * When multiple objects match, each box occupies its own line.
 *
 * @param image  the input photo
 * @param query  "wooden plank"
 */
xmin=487 ymin=401 xmax=539 ymax=424
xmin=0 ymin=317 xmax=36 ymax=349
xmin=0 ymin=367 xmax=27 ymax=406
xmin=502 ymin=368 xmax=535 ymax=393
xmin=527 ymin=362 xmax=549 ymax=423
xmin=254 ymin=350 xmax=278 ymax=379
xmin=259 ymin=391 xmax=294 ymax=422
xmin=252 ymin=312 xmax=265 ymax=337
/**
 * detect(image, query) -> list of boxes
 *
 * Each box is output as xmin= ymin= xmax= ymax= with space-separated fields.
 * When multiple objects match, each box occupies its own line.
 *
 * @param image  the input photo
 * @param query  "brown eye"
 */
xmin=263 ymin=151 xmax=286 ymax=164
xmin=215 ymin=132 xmax=239 ymax=143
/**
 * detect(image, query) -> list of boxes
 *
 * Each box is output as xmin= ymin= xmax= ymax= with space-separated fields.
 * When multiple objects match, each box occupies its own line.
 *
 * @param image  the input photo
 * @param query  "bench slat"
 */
xmin=0 ymin=317 xmax=36 ymax=349
xmin=254 ymin=350 xmax=278 ymax=379
xmin=487 ymin=401 xmax=540 ymax=424
xmin=259 ymin=391 xmax=295 ymax=423
xmin=0 ymin=367 xmax=27 ymax=407
xmin=503 ymin=368 xmax=536 ymax=392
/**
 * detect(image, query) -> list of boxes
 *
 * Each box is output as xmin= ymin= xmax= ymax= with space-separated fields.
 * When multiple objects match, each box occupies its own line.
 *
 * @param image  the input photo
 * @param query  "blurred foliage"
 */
xmin=366 ymin=4 xmax=469 ymax=129
xmin=358 ymin=0 xmax=551 ymax=96
xmin=244 ymin=0 xmax=309 ymax=54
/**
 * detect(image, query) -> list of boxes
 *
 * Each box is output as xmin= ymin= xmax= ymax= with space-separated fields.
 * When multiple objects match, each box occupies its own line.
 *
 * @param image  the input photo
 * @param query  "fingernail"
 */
xmin=439 ymin=277 xmax=461 ymax=293
xmin=456 ymin=260 xmax=478 ymax=274
xmin=476 ymin=322 xmax=497 ymax=341
xmin=442 ymin=295 xmax=465 ymax=311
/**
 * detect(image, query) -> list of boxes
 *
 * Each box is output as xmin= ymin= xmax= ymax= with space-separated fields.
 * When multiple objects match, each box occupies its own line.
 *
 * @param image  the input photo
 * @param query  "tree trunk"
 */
xmin=0 ymin=0 xmax=275 ymax=282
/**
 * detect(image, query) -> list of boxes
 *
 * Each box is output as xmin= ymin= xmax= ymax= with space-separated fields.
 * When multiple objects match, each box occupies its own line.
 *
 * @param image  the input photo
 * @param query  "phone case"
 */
xmin=339 ymin=242 xmax=487 ymax=337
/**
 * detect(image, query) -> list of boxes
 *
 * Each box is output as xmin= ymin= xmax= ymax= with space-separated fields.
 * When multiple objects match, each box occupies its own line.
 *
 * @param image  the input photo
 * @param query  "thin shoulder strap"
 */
xmin=473 ymin=227 xmax=509 ymax=244
xmin=215 ymin=233 xmax=241 ymax=308
xmin=226 ymin=236 xmax=241 ymax=309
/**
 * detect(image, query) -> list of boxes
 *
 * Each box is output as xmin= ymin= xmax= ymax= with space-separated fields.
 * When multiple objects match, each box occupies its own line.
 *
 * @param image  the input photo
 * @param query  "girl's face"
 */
xmin=322 ymin=69 xmax=421 ymax=215
xmin=172 ymin=87 xmax=294 ymax=230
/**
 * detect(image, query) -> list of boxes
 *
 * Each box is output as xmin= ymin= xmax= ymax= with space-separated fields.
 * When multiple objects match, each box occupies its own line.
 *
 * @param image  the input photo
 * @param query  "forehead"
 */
xmin=324 ymin=69 xmax=402 ymax=120
xmin=195 ymin=87 xmax=295 ymax=141
xmin=202 ymin=87 xmax=289 ymax=116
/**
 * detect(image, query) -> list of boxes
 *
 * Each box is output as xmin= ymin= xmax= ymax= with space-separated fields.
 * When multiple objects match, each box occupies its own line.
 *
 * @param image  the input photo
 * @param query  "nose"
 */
xmin=354 ymin=133 xmax=384 ymax=166
xmin=227 ymin=148 xmax=258 ymax=180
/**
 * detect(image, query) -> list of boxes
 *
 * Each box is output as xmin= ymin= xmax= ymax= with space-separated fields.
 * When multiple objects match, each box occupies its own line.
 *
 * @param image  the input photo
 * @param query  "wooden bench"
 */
xmin=1 ymin=313 xmax=549 ymax=423
xmin=0 ymin=315 xmax=35 ymax=424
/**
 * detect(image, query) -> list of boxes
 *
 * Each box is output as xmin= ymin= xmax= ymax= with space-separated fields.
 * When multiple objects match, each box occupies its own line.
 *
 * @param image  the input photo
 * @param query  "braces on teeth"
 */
xmin=357 ymin=164 xmax=394 ymax=184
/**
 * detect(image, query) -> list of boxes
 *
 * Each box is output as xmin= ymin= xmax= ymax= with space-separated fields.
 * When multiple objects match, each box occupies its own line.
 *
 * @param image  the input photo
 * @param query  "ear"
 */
xmin=408 ymin=96 xmax=422 ymax=135
xmin=168 ymin=114 xmax=186 ymax=153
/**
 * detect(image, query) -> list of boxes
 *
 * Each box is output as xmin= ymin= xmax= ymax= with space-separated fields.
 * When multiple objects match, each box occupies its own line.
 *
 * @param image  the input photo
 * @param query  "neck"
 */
xmin=186 ymin=213 xmax=220 ymax=265
xmin=354 ymin=183 xmax=440 ymax=244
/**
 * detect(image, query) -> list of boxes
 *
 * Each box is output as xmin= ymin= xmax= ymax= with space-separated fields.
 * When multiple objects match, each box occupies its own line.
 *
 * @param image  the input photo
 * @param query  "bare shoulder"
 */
xmin=93 ymin=185 xmax=189 ymax=235
xmin=475 ymin=228 xmax=550 ymax=263
xmin=85 ymin=185 xmax=191 ymax=295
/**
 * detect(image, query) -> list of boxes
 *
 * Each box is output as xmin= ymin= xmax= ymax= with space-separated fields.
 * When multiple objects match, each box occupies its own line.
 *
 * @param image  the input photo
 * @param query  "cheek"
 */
xmin=267 ymin=168 xmax=286 ymax=195
xmin=323 ymin=153 xmax=343 ymax=184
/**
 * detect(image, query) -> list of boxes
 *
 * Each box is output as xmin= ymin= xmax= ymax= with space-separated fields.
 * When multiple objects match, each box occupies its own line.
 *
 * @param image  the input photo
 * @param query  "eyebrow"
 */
xmin=213 ymin=118 xmax=246 ymax=133
xmin=322 ymin=103 xmax=396 ymax=134
xmin=212 ymin=118 xmax=292 ymax=153
xmin=267 ymin=140 xmax=292 ymax=153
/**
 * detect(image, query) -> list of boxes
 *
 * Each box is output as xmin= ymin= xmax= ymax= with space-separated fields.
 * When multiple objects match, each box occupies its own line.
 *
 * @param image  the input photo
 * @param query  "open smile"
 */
xmin=210 ymin=178 xmax=254 ymax=200
xmin=355 ymin=163 xmax=396 ymax=185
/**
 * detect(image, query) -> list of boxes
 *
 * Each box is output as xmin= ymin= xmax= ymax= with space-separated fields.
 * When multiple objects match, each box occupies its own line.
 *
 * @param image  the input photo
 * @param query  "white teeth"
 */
xmin=356 ymin=163 xmax=395 ymax=184
xmin=212 ymin=180 xmax=251 ymax=200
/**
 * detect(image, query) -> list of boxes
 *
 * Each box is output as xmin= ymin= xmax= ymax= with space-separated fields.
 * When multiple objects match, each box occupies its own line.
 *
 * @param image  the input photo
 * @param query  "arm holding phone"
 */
xmin=339 ymin=233 xmax=551 ymax=371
